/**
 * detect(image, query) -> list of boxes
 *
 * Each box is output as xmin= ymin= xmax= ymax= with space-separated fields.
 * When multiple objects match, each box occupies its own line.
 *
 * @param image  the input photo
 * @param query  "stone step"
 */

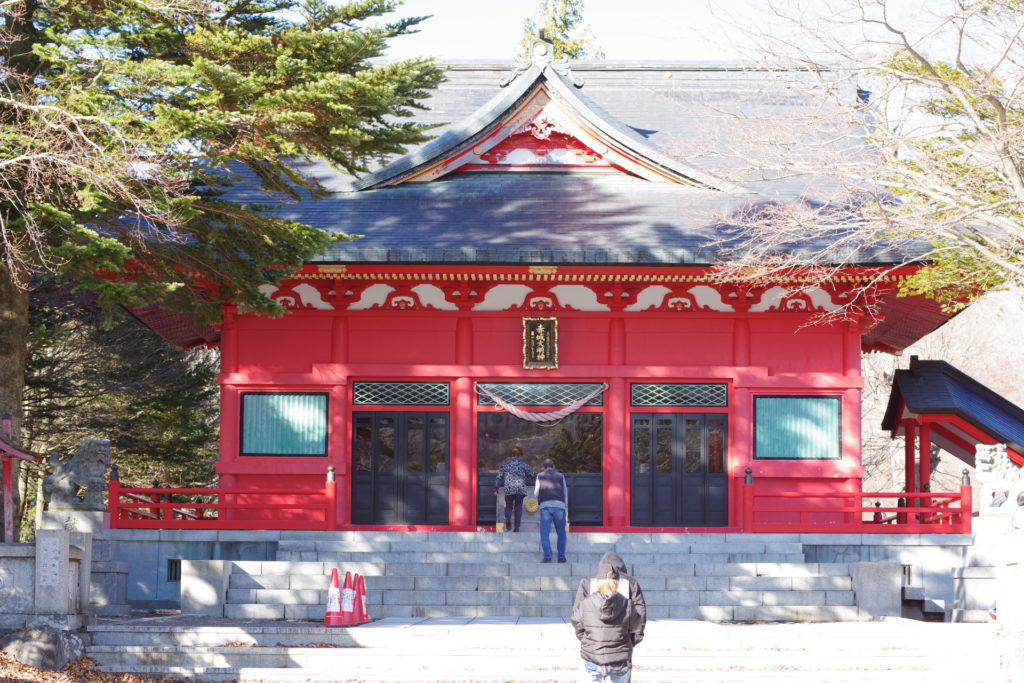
xmin=276 ymin=550 xmax=808 ymax=564
xmin=276 ymin=540 xmax=802 ymax=557
xmin=229 ymin=573 xmax=854 ymax=592
xmin=265 ymin=603 xmax=866 ymax=621
xmin=90 ymin=668 xmax=1012 ymax=683
xmin=226 ymin=587 xmax=856 ymax=609
xmin=231 ymin=559 xmax=830 ymax=579
xmin=275 ymin=533 xmax=804 ymax=551
xmin=87 ymin=644 xmax=1003 ymax=671
xmin=85 ymin=619 xmax=1009 ymax=682
xmin=221 ymin=602 xmax=866 ymax=622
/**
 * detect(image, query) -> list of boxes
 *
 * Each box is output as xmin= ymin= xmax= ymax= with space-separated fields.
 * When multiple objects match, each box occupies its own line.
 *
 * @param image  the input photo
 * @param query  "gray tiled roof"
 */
xmin=269 ymin=173 xmax=907 ymax=265
xmin=226 ymin=60 xmax=921 ymax=266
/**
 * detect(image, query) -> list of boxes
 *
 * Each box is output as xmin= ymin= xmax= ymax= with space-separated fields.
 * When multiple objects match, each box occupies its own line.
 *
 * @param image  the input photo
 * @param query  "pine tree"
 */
xmin=0 ymin=0 xmax=445 ymax=533
xmin=519 ymin=0 xmax=604 ymax=60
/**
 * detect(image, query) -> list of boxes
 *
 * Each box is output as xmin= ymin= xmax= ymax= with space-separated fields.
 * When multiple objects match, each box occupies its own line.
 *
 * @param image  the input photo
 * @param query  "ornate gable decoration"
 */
xmin=353 ymin=37 xmax=749 ymax=192
xmin=456 ymin=97 xmax=616 ymax=174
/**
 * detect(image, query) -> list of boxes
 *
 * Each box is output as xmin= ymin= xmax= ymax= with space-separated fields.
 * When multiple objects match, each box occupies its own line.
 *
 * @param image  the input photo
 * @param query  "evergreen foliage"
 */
xmin=519 ymin=0 xmax=603 ymax=60
xmin=25 ymin=278 xmax=220 ymax=488
xmin=0 ymin=0 xmax=444 ymax=530
xmin=1 ymin=0 xmax=444 ymax=322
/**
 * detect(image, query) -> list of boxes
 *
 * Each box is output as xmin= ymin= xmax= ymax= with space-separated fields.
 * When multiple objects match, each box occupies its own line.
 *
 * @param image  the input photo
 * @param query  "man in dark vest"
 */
xmin=534 ymin=458 xmax=568 ymax=563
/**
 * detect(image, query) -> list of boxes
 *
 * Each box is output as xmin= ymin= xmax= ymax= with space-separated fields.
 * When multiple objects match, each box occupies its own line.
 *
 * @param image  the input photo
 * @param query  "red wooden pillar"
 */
xmin=733 ymin=387 xmax=752 ymax=530
xmin=605 ymin=318 xmax=628 ymax=527
xmin=605 ymin=377 xmax=627 ymax=527
xmin=450 ymin=316 xmax=475 ymax=529
xmin=919 ymin=421 xmax=932 ymax=519
xmin=451 ymin=376 xmax=474 ymax=528
xmin=329 ymin=383 xmax=350 ymax=527
xmin=902 ymin=418 xmax=916 ymax=523
xmin=2 ymin=457 xmax=12 ymax=542
xmin=2 ymin=414 xmax=13 ymax=542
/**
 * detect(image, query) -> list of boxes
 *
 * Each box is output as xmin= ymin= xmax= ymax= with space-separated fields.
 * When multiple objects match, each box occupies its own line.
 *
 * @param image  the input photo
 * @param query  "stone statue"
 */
xmin=43 ymin=438 xmax=112 ymax=510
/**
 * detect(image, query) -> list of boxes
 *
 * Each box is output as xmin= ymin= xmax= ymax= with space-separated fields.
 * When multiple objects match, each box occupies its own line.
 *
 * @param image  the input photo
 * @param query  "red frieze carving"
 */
xmin=776 ymin=291 xmax=817 ymax=312
xmin=716 ymin=283 xmax=766 ymax=312
xmin=366 ymin=284 xmax=433 ymax=311
xmin=503 ymin=286 xmax=564 ymax=311
xmin=598 ymin=283 xmax=644 ymax=312
xmin=480 ymin=130 xmax=604 ymax=164
xmin=657 ymin=288 xmax=711 ymax=312
xmin=440 ymin=281 xmax=497 ymax=311
xmin=270 ymin=284 xmax=304 ymax=308
xmin=329 ymin=280 xmax=368 ymax=309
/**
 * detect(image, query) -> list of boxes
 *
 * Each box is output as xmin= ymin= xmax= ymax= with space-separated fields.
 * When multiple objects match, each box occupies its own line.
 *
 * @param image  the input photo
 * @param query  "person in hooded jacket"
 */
xmin=573 ymin=551 xmax=647 ymax=636
xmin=571 ymin=552 xmax=647 ymax=683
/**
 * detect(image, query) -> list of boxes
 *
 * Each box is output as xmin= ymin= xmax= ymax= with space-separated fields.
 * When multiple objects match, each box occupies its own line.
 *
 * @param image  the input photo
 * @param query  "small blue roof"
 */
xmin=882 ymin=357 xmax=1024 ymax=464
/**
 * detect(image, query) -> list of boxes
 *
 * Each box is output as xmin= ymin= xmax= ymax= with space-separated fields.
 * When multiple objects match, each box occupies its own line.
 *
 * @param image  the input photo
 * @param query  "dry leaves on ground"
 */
xmin=0 ymin=651 xmax=526 ymax=683
xmin=0 ymin=652 xmax=200 ymax=682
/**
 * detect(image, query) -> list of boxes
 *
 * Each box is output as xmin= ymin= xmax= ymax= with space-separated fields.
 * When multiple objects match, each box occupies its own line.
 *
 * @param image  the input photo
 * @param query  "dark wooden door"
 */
xmin=352 ymin=412 xmax=449 ymax=525
xmin=630 ymin=413 xmax=727 ymax=526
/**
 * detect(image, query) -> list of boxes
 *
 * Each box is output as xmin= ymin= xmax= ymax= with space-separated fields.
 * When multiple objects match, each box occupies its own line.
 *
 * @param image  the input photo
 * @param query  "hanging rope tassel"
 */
xmin=475 ymin=383 xmax=608 ymax=425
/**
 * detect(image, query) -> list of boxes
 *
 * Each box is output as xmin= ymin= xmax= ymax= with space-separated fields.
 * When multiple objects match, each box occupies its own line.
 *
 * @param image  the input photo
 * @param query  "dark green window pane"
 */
xmin=632 ymin=420 xmax=650 ymax=474
xmin=242 ymin=393 xmax=327 ymax=456
xmin=378 ymin=421 xmax=395 ymax=472
xmin=708 ymin=422 xmax=725 ymax=474
xmin=407 ymin=417 xmax=424 ymax=472
xmin=755 ymin=396 xmax=841 ymax=460
xmin=353 ymin=417 xmax=372 ymax=471
xmin=656 ymin=420 xmax=673 ymax=473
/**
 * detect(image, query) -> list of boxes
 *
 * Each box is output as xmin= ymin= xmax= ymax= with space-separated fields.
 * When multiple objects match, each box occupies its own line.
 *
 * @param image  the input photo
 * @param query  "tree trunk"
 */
xmin=0 ymin=262 xmax=29 ymax=539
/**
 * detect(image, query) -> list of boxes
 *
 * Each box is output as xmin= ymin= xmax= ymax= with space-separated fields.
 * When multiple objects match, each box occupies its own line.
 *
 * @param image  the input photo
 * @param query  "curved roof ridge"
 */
xmin=351 ymin=64 xmax=543 ymax=191
xmin=353 ymin=39 xmax=755 ymax=194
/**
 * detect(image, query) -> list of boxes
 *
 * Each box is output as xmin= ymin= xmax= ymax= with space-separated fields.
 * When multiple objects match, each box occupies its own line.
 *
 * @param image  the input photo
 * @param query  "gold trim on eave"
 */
xmin=523 ymin=317 xmax=558 ymax=369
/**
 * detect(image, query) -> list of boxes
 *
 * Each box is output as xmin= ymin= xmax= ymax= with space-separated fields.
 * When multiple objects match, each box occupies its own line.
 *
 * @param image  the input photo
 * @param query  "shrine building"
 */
xmin=128 ymin=42 xmax=975 ymax=534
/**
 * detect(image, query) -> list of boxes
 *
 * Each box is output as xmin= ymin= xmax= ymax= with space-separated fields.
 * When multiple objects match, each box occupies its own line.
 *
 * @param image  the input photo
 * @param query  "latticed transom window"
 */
xmin=353 ymin=382 xmax=450 ymax=406
xmin=631 ymin=383 xmax=728 ymax=407
xmin=241 ymin=393 xmax=328 ymax=456
xmin=476 ymin=383 xmax=605 ymax=407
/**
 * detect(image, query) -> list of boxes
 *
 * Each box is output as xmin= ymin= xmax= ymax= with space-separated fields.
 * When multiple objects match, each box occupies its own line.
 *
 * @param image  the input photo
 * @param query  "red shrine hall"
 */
xmin=121 ymin=42 xmax=980 ymax=534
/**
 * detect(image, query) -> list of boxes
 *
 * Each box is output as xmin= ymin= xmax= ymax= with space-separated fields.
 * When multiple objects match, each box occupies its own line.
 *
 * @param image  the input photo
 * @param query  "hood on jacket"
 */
xmin=592 ymin=590 xmax=628 ymax=623
xmin=595 ymin=551 xmax=627 ymax=579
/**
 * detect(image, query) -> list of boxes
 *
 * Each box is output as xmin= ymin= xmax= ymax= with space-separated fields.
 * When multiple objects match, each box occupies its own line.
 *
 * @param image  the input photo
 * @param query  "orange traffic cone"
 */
xmin=354 ymin=573 xmax=371 ymax=624
xmin=339 ymin=570 xmax=357 ymax=626
xmin=324 ymin=568 xmax=344 ymax=626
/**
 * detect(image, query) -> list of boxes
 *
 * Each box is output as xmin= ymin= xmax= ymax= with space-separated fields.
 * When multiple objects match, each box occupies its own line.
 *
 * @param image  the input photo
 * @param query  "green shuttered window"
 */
xmin=241 ymin=393 xmax=328 ymax=456
xmin=755 ymin=396 xmax=841 ymax=460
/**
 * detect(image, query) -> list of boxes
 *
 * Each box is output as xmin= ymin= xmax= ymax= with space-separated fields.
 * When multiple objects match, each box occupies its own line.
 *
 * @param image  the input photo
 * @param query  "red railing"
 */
xmin=741 ymin=477 xmax=972 ymax=534
xmin=108 ymin=465 xmax=338 ymax=530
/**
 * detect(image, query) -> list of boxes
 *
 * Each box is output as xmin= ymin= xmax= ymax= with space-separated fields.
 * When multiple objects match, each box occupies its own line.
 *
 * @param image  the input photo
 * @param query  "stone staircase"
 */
xmin=215 ymin=532 xmax=868 ymax=621
xmin=85 ymin=614 xmax=1012 ymax=681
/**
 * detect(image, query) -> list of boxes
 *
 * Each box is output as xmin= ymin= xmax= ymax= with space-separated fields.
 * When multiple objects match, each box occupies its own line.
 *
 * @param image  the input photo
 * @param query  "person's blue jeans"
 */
xmin=583 ymin=659 xmax=631 ymax=683
xmin=539 ymin=506 xmax=567 ymax=560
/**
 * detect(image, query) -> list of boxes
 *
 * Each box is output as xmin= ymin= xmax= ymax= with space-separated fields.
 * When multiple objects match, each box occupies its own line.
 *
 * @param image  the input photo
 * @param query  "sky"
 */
xmin=377 ymin=1 xmax=951 ymax=67
xmin=381 ymin=0 xmax=774 ymax=62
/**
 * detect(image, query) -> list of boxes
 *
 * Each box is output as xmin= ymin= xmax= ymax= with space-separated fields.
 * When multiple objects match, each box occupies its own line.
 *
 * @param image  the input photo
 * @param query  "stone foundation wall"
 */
xmin=0 ymin=529 xmax=91 ymax=630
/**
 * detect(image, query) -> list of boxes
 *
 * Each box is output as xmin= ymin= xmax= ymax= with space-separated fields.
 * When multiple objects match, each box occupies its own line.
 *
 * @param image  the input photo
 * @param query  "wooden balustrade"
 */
xmin=741 ymin=479 xmax=971 ymax=534
xmin=107 ymin=466 xmax=338 ymax=530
